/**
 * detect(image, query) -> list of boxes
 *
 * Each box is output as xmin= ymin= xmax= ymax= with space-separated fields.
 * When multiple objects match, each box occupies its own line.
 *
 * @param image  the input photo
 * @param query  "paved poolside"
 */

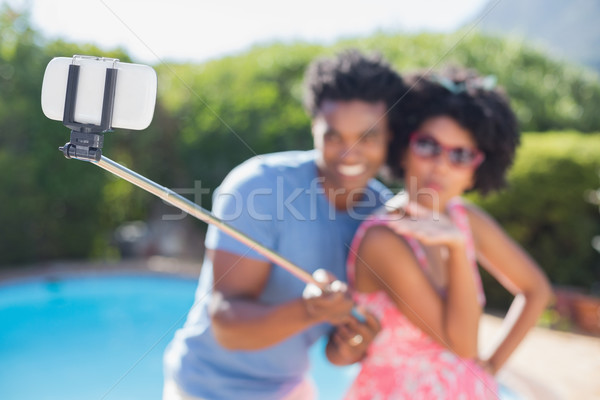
xmin=480 ymin=314 xmax=600 ymax=400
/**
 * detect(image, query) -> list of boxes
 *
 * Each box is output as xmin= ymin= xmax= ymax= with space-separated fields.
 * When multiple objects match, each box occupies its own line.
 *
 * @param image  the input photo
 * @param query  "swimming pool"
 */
xmin=0 ymin=273 xmax=197 ymax=399
xmin=0 ymin=273 xmax=521 ymax=399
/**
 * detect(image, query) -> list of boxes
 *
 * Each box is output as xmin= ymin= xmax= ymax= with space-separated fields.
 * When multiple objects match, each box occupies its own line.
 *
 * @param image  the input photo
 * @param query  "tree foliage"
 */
xmin=1 ymin=2 xmax=599 ymax=294
xmin=0 ymin=6 xmax=140 ymax=264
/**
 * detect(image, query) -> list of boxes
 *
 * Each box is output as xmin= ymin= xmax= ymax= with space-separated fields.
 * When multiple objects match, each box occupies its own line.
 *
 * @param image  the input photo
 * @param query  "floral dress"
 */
xmin=344 ymin=198 xmax=498 ymax=400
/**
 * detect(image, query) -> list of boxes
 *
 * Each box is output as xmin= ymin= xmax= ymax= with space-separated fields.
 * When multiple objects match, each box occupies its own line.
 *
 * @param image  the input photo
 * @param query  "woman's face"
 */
xmin=402 ymin=116 xmax=480 ymax=211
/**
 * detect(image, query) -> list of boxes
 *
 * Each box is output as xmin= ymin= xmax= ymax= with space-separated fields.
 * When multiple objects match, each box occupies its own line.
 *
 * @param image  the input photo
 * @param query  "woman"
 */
xmin=338 ymin=69 xmax=552 ymax=399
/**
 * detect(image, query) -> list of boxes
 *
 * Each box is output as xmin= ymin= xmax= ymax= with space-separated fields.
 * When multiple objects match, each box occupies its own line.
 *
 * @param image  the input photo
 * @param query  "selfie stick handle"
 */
xmin=94 ymin=155 xmax=319 ymax=287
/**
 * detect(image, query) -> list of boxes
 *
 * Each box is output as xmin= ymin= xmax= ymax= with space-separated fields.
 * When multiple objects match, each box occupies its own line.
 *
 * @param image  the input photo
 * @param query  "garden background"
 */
xmin=1 ymin=5 xmax=599 ymax=315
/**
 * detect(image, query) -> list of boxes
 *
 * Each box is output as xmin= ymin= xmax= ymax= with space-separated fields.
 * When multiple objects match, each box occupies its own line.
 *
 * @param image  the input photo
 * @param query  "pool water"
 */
xmin=0 ymin=274 xmax=197 ymax=399
xmin=0 ymin=274 xmax=522 ymax=399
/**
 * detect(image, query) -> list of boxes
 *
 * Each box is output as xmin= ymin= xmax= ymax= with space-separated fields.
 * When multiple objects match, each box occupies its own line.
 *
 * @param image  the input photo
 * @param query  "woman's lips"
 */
xmin=424 ymin=182 xmax=443 ymax=191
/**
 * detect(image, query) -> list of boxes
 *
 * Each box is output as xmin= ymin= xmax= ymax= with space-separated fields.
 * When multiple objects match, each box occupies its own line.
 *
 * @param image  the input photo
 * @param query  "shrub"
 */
xmin=469 ymin=132 xmax=600 ymax=309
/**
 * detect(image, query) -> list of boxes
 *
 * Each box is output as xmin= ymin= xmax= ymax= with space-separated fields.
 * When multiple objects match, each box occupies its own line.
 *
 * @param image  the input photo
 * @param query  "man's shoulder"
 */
xmin=226 ymin=151 xmax=315 ymax=182
xmin=215 ymin=151 xmax=315 ymax=196
xmin=366 ymin=178 xmax=393 ymax=203
xmin=367 ymin=178 xmax=391 ymax=195
xmin=241 ymin=150 xmax=316 ymax=171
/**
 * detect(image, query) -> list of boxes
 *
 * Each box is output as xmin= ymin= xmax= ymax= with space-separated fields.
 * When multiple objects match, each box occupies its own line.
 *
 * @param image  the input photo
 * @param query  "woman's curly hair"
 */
xmin=388 ymin=67 xmax=520 ymax=195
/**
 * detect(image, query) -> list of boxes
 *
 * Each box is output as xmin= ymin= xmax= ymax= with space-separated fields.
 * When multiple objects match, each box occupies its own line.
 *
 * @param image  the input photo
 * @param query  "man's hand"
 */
xmin=302 ymin=269 xmax=355 ymax=325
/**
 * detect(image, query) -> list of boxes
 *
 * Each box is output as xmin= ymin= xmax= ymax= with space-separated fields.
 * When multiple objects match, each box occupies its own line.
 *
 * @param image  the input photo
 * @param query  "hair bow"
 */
xmin=433 ymin=75 xmax=497 ymax=94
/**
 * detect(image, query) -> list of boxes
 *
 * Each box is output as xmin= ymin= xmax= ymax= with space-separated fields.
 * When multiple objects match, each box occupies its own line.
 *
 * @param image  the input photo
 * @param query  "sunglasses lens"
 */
xmin=412 ymin=137 xmax=439 ymax=157
xmin=449 ymin=148 xmax=478 ymax=166
xmin=410 ymin=133 xmax=483 ymax=167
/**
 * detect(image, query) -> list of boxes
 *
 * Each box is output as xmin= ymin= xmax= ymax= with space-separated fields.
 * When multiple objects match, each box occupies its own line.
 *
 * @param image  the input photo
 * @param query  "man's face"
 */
xmin=312 ymin=100 xmax=391 ymax=206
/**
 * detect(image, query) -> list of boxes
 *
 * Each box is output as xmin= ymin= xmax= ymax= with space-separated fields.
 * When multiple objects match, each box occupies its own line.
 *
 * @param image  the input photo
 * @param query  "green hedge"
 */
xmin=2 ymin=6 xmax=600 ymax=277
xmin=469 ymin=132 xmax=600 ymax=308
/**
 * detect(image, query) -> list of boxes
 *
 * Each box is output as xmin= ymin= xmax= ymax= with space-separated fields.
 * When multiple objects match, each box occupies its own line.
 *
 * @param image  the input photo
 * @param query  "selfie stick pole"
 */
xmin=94 ymin=156 xmax=318 ymax=286
xmin=57 ymin=57 xmax=320 ymax=289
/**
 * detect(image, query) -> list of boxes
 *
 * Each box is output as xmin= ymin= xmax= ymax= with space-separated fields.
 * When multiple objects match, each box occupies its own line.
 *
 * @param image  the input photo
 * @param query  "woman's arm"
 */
xmin=467 ymin=204 xmax=552 ymax=374
xmin=357 ymin=220 xmax=482 ymax=359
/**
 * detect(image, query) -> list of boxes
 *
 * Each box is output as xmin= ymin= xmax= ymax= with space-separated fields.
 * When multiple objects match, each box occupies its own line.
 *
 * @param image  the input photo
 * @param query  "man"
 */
xmin=163 ymin=50 xmax=406 ymax=400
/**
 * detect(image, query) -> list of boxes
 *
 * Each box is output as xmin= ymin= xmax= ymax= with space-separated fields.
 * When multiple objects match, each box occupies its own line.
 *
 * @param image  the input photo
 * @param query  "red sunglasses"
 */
xmin=409 ymin=132 xmax=485 ymax=168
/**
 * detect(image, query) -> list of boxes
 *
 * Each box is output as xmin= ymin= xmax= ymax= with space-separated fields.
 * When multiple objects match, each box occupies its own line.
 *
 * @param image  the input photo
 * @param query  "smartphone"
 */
xmin=41 ymin=56 xmax=157 ymax=131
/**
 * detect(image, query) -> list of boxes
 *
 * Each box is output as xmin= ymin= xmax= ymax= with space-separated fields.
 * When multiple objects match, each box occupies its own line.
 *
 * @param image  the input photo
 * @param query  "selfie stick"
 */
xmin=57 ymin=58 xmax=322 ymax=290
xmin=98 ymin=158 xmax=319 ymax=286
xmin=93 ymin=157 xmax=365 ymax=321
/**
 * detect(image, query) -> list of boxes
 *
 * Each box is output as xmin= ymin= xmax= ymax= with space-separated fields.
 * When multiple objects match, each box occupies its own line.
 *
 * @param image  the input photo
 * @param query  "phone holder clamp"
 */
xmin=59 ymin=56 xmax=119 ymax=162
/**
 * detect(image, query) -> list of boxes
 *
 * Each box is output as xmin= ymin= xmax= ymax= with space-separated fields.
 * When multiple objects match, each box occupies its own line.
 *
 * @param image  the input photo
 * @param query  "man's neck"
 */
xmin=323 ymin=184 xmax=366 ymax=211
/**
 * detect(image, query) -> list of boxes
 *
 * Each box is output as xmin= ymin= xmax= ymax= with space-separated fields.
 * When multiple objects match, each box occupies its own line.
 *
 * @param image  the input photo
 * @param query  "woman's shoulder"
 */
xmin=460 ymin=199 xmax=507 ymax=250
xmin=355 ymin=216 xmax=399 ymax=245
xmin=358 ymin=218 xmax=397 ymax=247
xmin=459 ymin=199 xmax=495 ymax=227
xmin=358 ymin=218 xmax=418 ymax=266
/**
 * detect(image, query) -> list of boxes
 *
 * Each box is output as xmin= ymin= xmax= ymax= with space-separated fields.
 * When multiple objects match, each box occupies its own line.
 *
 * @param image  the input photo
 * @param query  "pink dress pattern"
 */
xmin=344 ymin=197 xmax=498 ymax=400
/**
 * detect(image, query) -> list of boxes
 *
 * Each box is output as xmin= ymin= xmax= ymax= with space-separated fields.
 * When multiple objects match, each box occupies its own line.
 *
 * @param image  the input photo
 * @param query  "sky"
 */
xmin=3 ymin=0 xmax=489 ymax=64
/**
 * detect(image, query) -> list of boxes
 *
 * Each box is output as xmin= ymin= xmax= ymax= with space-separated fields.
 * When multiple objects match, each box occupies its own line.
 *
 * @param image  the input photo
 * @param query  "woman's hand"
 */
xmin=384 ymin=202 xmax=466 ymax=249
xmin=327 ymin=308 xmax=381 ymax=365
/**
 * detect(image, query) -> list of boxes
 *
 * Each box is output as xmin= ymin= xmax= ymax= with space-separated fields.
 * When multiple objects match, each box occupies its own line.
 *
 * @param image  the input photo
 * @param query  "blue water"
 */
xmin=0 ymin=274 xmax=197 ymax=399
xmin=0 ymin=274 xmax=522 ymax=399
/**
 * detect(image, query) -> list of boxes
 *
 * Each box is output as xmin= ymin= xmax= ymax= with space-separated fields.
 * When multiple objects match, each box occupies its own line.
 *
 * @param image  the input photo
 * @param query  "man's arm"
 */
xmin=209 ymin=249 xmax=355 ymax=350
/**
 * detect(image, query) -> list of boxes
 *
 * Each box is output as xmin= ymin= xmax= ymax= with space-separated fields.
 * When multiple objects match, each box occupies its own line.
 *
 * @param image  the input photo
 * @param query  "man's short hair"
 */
xmin=303 ymin=49 xmax=406 ymax=121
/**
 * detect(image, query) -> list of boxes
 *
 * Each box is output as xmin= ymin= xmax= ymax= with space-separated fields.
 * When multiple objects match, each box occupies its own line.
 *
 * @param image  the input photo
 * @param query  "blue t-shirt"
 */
xmin=164 ymin=150 xmax=391 ymax=399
